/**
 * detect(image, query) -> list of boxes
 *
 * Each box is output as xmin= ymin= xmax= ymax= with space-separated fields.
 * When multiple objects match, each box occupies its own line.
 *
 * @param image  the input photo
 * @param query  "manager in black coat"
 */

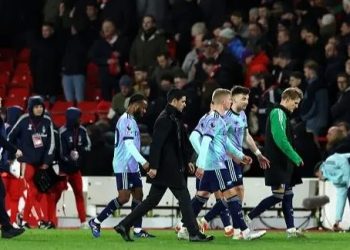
xmin=114 ymin=89 xmax=213 ymax=242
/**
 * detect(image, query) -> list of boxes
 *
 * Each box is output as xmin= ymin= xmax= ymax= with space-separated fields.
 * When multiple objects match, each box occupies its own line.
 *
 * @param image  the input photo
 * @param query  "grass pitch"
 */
xmin=1 ymin=229 xmax=349 ymax=250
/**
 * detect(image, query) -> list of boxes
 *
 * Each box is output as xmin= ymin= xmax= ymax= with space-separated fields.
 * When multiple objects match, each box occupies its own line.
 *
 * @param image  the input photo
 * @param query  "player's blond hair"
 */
xmin=281 ymin=87 xmax=303 ymax=100
xmin=212 ymin=88 xmax=231 ymax=104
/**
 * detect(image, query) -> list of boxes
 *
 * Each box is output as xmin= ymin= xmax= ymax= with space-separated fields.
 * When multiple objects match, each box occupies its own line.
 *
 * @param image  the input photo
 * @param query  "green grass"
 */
xmin=1 ymin=229 xmax=350 ymax=250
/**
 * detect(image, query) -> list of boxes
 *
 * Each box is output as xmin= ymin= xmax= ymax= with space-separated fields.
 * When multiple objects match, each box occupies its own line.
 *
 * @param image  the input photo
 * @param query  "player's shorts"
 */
xmin=225 ymin=159 xmax=243 ymax=187
xmin=115 ymin=172 xmax=142 ymax=190
xmin=195 ymin=177 xmax=201 ymax=190
xmin=271 ymin=184 xmax=293 ymax=194
xmin=198 ymin=168 xmax=234 ymax=193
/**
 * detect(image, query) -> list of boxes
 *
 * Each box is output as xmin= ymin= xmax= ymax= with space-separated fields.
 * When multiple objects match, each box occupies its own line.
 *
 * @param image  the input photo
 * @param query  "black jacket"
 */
xmin=0 ymin=117 xmax=17 ymax=173
xmin=148 ymin=104 xmax=192 ymax=188
xmin=62 ymin=33 xmax=88 ymax=75
xmin=331 ymin=88 xmax=350 ymax=125
xmin=59 ymin=108 xmax=91 ymax=174
xmin=7 ymin=97 xmax=55 ymax=166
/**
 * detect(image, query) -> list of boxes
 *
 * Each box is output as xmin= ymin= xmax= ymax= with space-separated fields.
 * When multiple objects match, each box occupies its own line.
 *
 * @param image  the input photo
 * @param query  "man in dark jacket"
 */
xmin=331 ymin=73 xmax=350 ymax=125
xmin=55 ymin=107 xmax=91 ymax=228
xmin=0 ymin=98 xmax=25 ymax=238
xmin=89 ymin=19 xmax=129 ymax=101
xmin=8 ymin=96 xmax=55 ymax=228
xmin=246 ymin=87 xmax=305 ymax=238
xmin=129 ymin=15 xmax=167 ymax=73
xmin=114 ymin=89 xmax=213 ymax=242
xmin=30 ymin=22 xmax=62 ymax=102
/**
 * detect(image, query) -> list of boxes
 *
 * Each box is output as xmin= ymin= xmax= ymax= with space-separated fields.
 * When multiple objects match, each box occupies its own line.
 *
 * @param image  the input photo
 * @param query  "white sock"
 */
xmin=234 ymin=228 xmax=241 ymax=235
xmin=94 ymin=218 xmax=101 ymax=224
xmin=179 ymin=226 xmax=188 ymax=233
xmin=242 ymin=228 xmax=250 ymax=238
xmin=134 ymin=227 xmax=142 ymax=233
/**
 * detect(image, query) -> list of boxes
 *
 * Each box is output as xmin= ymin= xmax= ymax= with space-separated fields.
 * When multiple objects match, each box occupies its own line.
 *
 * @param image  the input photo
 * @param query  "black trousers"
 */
xmin=0 ymin=177 xmax=11 ymax=230
xmin=120 ymin=184 xmax=200 ymax=236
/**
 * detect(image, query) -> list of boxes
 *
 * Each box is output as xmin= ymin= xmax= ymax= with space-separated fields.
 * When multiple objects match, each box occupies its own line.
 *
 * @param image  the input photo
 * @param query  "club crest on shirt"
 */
xmin=42 ymin=126 xmax=46 ymax=134
xmin=28 ymin=124 xmax=32 ymax=130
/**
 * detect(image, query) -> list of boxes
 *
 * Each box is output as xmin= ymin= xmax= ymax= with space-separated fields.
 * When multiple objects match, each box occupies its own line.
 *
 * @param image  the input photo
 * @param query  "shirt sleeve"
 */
xmin=189 ymin=130 xmax=201 ymax=155
xmin=124 ymin=139 xmax=147 ymax=166
xmin=120 ymin=119 xmax=135 ymax=141
xmin=196 ymin=135 xmax=212 ymax=169
xmin=226 ymin=138 xmax=244 ymax=160
xmin=270 ymin=108 xmax=302 ymax=166
xmin=335 ymin=185 xmax=348 ymax=222
xmin=203 ymin=117 xmax=216 ymax=139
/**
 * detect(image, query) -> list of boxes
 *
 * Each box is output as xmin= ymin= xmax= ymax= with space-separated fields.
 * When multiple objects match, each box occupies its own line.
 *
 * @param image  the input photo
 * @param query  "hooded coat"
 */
xmin=7 ymin=96 xmax=55 ymax=166
xmin=59 ymin=107 xmax=91 ymax=174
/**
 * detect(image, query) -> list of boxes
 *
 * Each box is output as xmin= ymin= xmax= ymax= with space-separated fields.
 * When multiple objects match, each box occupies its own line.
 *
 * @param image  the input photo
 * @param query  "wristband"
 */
xmin=254 ymin=149 xmax=262 ymax=156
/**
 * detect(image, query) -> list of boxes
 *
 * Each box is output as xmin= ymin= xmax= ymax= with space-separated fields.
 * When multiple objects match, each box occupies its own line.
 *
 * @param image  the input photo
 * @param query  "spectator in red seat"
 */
xmin=89 ymin=19 xmax=129 ymax=101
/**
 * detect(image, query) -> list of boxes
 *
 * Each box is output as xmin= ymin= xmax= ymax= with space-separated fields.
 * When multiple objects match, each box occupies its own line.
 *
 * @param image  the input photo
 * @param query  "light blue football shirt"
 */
xmin=224 ymin=109 xmax=248 ymax=151
xmin=113 ymin=113 xmax=141 ymax=173
xmin=197 ymin=111 xmax=228 ymax=170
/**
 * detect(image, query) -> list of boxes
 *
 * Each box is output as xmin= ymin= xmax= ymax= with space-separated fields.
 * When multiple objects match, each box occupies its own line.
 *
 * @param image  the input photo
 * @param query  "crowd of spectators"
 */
xmin=2 ymin=0 xmax=350 ymax=177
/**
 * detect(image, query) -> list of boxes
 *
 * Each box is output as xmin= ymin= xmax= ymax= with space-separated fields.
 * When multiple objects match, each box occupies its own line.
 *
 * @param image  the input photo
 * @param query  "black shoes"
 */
xmin=114 ymin=224 xmax=213 ymax=243
xmin=114 ymin=224 xmax=133 ymax=242
xmin=189 ymin=232 xmax=214 ymax=242
xmin=1 ymin=227 xmax=25 ymax=239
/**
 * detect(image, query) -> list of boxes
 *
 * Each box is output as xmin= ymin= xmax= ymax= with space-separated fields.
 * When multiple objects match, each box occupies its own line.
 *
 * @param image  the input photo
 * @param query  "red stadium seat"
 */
xmin=0 ymin=61 xmax=13 ymax=75
xmin=4 ymin=96 xmax=27 ymax=109
xmin=52 ymin=114 xmax=66 ymax=127
xmin=43 ymin=101 xmax=51 ymax=111
xmin=50 ymin=101 xmax=74 ymax=115
xmin=16 ymin=48 xmax=31 ymax=62
xmin=77 ymin=101 xmax=98 ymax=124
xmin=8 ymin=87 xmax=30 ymax=99
xmin=0 ymin=48 xmax=16 ymax=61
xmin=85 ymin=87 xmax=102 ymax=101
xmin=0 ymin=72 xmax=10 ymax=86
xmin=14 ymin=63 xmax=31 ymax=75
xmin=86 ymin=63 xmax=100 ymax=87
xmin=10 ymin=72 xmax=33 ymax=88
xmin=77 ymin=101 xmax=97 ymax=111
xmin=0 ymin=84 xmax=6 ymax=97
